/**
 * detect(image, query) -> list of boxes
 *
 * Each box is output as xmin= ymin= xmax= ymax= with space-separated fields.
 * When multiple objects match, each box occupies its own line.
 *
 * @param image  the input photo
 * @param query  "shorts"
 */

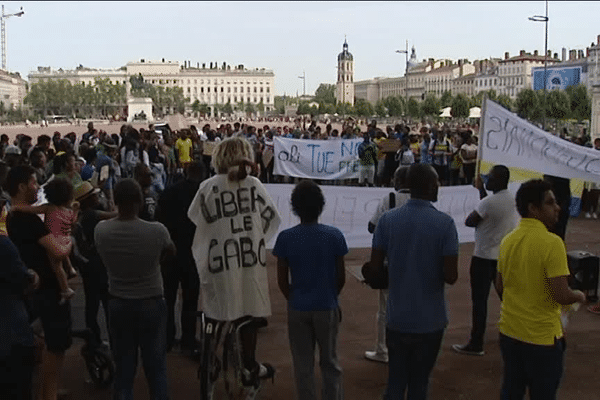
xmin=34 ymin=289 xmax=72 ymax=353
xmin=359 ymin=165 xmax=375 ymax=185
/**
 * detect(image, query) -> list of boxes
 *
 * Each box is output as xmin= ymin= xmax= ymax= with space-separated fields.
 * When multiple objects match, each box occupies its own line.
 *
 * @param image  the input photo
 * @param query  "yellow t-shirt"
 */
xmin=497 ymin=218 xmax=570 ymax=345
xmin=175 ymin=138 xmax=193 ymax=164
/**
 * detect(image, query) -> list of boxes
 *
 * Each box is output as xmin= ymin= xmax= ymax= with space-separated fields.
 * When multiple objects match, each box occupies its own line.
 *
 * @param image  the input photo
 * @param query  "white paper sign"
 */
xmin=273 ymin=137 xmax=363 ymax=180
xmin=481 ymin=99 xmax=600 ymax=182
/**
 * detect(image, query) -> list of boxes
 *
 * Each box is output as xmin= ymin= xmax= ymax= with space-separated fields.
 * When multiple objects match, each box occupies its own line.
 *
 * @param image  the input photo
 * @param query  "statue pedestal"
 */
xmin=127 ymin=97 xmax=154 ymax=123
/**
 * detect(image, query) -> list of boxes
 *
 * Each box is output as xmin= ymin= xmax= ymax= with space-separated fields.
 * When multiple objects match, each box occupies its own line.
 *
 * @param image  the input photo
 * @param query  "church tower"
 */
xmin=336 ymin=38 xmax=354 ymax=106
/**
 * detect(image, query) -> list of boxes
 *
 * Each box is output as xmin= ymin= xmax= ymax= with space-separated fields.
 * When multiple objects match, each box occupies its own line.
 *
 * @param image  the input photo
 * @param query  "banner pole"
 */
xmin=475 ymin=96 xmax=488 ymax=178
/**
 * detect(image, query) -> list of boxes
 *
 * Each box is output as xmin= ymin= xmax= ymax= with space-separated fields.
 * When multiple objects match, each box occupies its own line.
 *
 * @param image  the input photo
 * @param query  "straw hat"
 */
xmin=74 ymin=181 xmax=101 ymax=201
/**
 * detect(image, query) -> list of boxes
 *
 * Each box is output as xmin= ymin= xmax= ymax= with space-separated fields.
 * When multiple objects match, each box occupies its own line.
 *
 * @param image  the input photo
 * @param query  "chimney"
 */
xmin=578 ymin=49 xmax=584 ymax=59
xmin=519 ymin=50 xmax=525 ymax=56
xmin=202 ymin=63 xmax=205 ymax=69
xmin=505 ymin=52 xmax=510 ymax=60
xmin=569 ymin=50 xmax=576 ymax=60
xmin=587 ymin=48 xmax=590 ymax=57
xmin=548 ymin=50 xmax=552 ymax=58
xmin=562 ymin=48 xmax=567 ymax=61
xmin=197 ymin=62 xmax=199 ymax=68
xmin=210 ymin=62 xmax=213 ymax=69
xmin=554 ymin=53 xmax=558 ymax=60
xmin=162 ymin=58 xmax=165 ymax=62
xmin=534 ymin=50 xmax=538 ymax=56
xmin=598 ymin=34 xmax=600 ymax=46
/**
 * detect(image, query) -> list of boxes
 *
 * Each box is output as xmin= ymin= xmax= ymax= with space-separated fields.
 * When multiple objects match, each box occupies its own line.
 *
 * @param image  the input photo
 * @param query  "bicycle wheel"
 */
xmin=84 ymin=347 xmax=115 ymax=388
xmin=199 ymin=317 xmax=219 ymax=400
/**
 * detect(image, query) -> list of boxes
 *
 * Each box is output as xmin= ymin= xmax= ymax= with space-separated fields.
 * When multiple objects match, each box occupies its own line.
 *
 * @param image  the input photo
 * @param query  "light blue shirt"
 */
xmin=373 ymin=198 xmax=458 ymax=333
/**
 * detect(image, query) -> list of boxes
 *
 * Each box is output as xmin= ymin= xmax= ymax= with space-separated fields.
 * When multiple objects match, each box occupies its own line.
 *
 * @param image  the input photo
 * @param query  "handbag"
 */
xmin=361 ymin=261 xmax=388 ymax=290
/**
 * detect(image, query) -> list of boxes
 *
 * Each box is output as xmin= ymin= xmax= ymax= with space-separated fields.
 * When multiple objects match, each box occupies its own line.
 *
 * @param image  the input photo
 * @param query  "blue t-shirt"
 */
xmin=273 ymin=224 xmax=348 ymax=311
xmin=373 ymin=198 xmax=458 ymax=333
xmin=420 ymin=141 xmax=432 ymax=164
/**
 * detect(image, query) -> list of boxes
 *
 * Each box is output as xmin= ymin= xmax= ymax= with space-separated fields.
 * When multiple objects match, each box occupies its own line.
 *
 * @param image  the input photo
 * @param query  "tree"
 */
xmin=407 ymin=98 xmax=421 ymax=118
xmin=450 ymin=93 xmax=470 ymax=119
xmin=383 ymin=96 xmax=403 ymax=117
xmin=319 ymin=102 xmax=335 ymax=115
xmin=354 ymin=99 xmax=374 ymax=117
xmin=297 ymin=101 xmax=311 ymax=115
xmin=245 ymin=102 xmax=256 ymax=115
xmin=566 ymin=84 xmax=591 ymax=122
xmin=546 ymin=89 xmax=570 ymax=121
xmin=191 ymin=99 xmax=201 ymax=116
xmin=222 ymin=102 xmax=233 ymax=115
xmin=515 ymin=89 xmax=541 ymax=122
xmin=421 ymin=94 xmax=440 ymax=117
xmin=440 ymin=91 xmax=453 ymax=108
xmin=256 ymin=100 xmax=265 ymax=114
xmin=374 ymin=100 xmax=387 ymax=117
xmin=313 ymin=83 xmax=336 ymax=105
xmin=198 ymin=103 xmax=210 ymax=116
xmin=497 ymin=94 xmax=512 ymax=111
xmin=335 ymin=102 xmax=353 ymax=116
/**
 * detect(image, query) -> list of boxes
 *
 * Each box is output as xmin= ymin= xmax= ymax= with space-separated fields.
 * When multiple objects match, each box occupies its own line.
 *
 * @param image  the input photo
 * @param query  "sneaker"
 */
xmin=364 ymin=351 xmax=389 ymax=363
xmin=594 ymin=213 xmax=598 ymax=219
xmin=585 ymin=212 xmax=592 ymax=219
xmin=452 ymin=343 xmax=484 ymax=356
xmin=588 ymin=304 xmax=600 ymax=315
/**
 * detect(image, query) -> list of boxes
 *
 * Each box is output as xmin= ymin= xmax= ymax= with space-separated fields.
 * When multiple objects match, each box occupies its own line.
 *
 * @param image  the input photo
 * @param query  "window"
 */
xmin=207 ymin=87 xmax=210 ymax=93
xmin=194 ymin=87 xmax=197 ymax=93
xmin=247 ymin=87 xmax=250 ymax=93
xmin=227 ymin=87 xmax=231 ymax=93
xmin=266 ymin=87 xmax=270 ymax=93
xmin=221 ymin=87 xmax=224 ymax=92
xmin=254 ymin=97 xmax=257 ymax=102
xmin=240 ymin=87 xmax=244 ymax=93
xmin=234 ymin=96 xmax=238 ymax=102
xmin=260 ymin=87 xmax=263 ymax=93
xmin=254 ymin=87 xmax=257 ymax=93
xmin=234 ymin=87 xmax=237 ymax=93
xmin=187 ymin=87 xmax=191 ymax=93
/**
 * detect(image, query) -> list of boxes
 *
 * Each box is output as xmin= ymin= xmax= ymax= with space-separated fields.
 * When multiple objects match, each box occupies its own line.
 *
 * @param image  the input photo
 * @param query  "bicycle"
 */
xmin=71 ymin=328 xmax=115 ymax=388
xmin=197 ymin=312 xmax=273 ymax=400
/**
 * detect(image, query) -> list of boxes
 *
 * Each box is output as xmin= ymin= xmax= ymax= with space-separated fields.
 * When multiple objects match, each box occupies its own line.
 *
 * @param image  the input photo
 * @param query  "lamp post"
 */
xmin=298 ymin=70 xmax=306 ymax=97
xmin=1 ymin=5 xmax=24 ymax=71
xmin=529 ymin=0 xmax=549 ymax=130
xmin=396 ymin=40 xmax=410 ymax=116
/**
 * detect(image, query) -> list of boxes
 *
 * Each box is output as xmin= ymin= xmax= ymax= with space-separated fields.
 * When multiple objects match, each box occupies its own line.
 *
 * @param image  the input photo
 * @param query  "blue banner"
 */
xmin=533 ymin=66 xmax=581 ymax=91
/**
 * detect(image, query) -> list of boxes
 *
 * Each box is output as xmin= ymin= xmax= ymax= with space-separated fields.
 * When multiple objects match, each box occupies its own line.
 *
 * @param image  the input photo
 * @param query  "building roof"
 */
xmin=499 ymin=53 xmax=560 ymax=64
xmin=338 ymin=39 xmax=353 ymax=61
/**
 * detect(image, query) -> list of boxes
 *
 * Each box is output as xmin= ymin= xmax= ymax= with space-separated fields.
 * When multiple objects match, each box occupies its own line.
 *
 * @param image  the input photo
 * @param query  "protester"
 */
xmin=453 ymin=165 xmax=518 ymax=356
xmin=364 ymin=166 xmax=411 ymax=364
xmin=357 ymin=132 xmax=378 ymax=187
xmin=6 ymin=165 xmax=73 ymax=400
xmin=460 ymin=135 xmax=477 ymax=185
xmin=187 ymin=136 xmax=281 ymax=387
xmin=0 ymin=225 xmax=39 ymax=400
xmin=156 ymin=161 xmax=205 ymax=355
xmin=95 ymin=178 xmax=175 ymax=400
xmin=11 ymin=177 xmax=79 ymax=304
xmin=72 ymin=181 xmax=116 ymax=346
xmin=364 ymin=163 xmax=458 ymax=399
xmin=274 ymin=180 xmax=347 ymax=400
xmin=495 ymin=179 xmax=586 ymax=399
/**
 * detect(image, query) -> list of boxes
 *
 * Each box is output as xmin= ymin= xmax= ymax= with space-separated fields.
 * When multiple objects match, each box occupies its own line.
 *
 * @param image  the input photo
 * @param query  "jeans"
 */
xmin=499 ymin=334 xmax=565 ymax=400
xmin=288 ymin=308 xmax=343 ymax=400
xmin=374 ymin=289 xmax=389 ymax=355
xmin=162 ymin=250 xmax=200 ymax=349
xmin=109 ymin=297 xmax=168 ymax=400
xmin=468 ymin=257 xmax=498 ymax=349
xmin=385 ymin=329 xmax=444 ymax=400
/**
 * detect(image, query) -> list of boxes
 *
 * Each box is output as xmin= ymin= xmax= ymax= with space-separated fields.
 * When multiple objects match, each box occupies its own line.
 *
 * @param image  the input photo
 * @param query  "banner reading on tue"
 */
xmin=273 ymin=137 xmax=363 ymax=180
xmin=481 ymin=99 xmax=600 ymax=183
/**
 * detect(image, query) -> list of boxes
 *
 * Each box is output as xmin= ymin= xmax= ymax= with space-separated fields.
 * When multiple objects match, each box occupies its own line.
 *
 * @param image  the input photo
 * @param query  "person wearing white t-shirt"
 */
xmin=453 ymin=165 xmax=519 ymax=356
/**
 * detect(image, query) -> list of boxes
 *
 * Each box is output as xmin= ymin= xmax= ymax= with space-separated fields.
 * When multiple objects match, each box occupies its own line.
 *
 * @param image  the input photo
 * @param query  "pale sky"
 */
xmin=4 ymin=1 xmax=600 ymax=96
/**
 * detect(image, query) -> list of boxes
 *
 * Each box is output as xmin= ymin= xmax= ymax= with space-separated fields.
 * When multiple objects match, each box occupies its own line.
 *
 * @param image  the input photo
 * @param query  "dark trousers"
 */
xmin=162 ymin=250 xmax=200 ymax=349
xmin=468 ymin=256 xmax=498 ymax=349
xmin=109 ymin=297 xmax=168 ymax=400
xmin=0 ymin=345 xmax=36 ymax=400
xmin=80 ymin=256 xmax=109 ymax=345
xmin=384 ymin=329 xmax=444 ymax=400
xmin=499 ymin=334 xmax=564 ymax=400
xmin=463 ymin=163 xmax=476 ymax=185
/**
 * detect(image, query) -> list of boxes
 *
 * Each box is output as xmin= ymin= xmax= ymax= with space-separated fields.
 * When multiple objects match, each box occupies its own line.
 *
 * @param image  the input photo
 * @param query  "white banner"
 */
xmin=273 ymin=137 xmax=363 ymax=180
xmin=263 ymin=183 xmax=517 ymax=248
xmin=481 ymin=99 xmax=600 ymax=182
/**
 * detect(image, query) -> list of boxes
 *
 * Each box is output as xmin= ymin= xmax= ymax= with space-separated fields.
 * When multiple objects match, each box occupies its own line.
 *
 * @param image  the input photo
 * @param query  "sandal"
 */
xmin=587 ymin=304 xmax=600 ymax=315
xmin=241 ymin=362 xmax=275 ymax=387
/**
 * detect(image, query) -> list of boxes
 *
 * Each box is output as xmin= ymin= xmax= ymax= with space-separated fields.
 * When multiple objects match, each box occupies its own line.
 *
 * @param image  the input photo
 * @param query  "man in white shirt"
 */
xmin=453 ymin=165 xmax=519 ymax=356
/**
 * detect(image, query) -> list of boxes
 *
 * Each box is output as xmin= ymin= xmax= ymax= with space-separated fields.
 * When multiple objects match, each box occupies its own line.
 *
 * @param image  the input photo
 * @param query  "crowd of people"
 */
xmin=0 ymin=118 xmax=596 ymax=400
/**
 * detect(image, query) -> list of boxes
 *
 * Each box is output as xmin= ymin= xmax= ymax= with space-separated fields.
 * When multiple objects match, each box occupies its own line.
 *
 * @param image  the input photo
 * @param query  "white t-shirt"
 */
xmin=473 ymin=189 xmax=519 ymax=260
xmin=187 ymin=174 xmax=281 ymax=321
xmin=461 ymin=143 xmax=478 ymax=164
xmin=370 ymin=190 xmax=411 ymax=227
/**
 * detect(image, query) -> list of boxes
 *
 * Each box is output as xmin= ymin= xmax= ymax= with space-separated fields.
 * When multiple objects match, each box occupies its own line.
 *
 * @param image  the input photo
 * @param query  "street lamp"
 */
xmin=396 ymin=40 xmax=410 ymax=115
xmin=1 ymin=5 xmax=24 ymax=71
xmin=298 ymin=70 xmax=306 ymax=97
xmin=529 ymin=0 xmax=549 ymax=130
